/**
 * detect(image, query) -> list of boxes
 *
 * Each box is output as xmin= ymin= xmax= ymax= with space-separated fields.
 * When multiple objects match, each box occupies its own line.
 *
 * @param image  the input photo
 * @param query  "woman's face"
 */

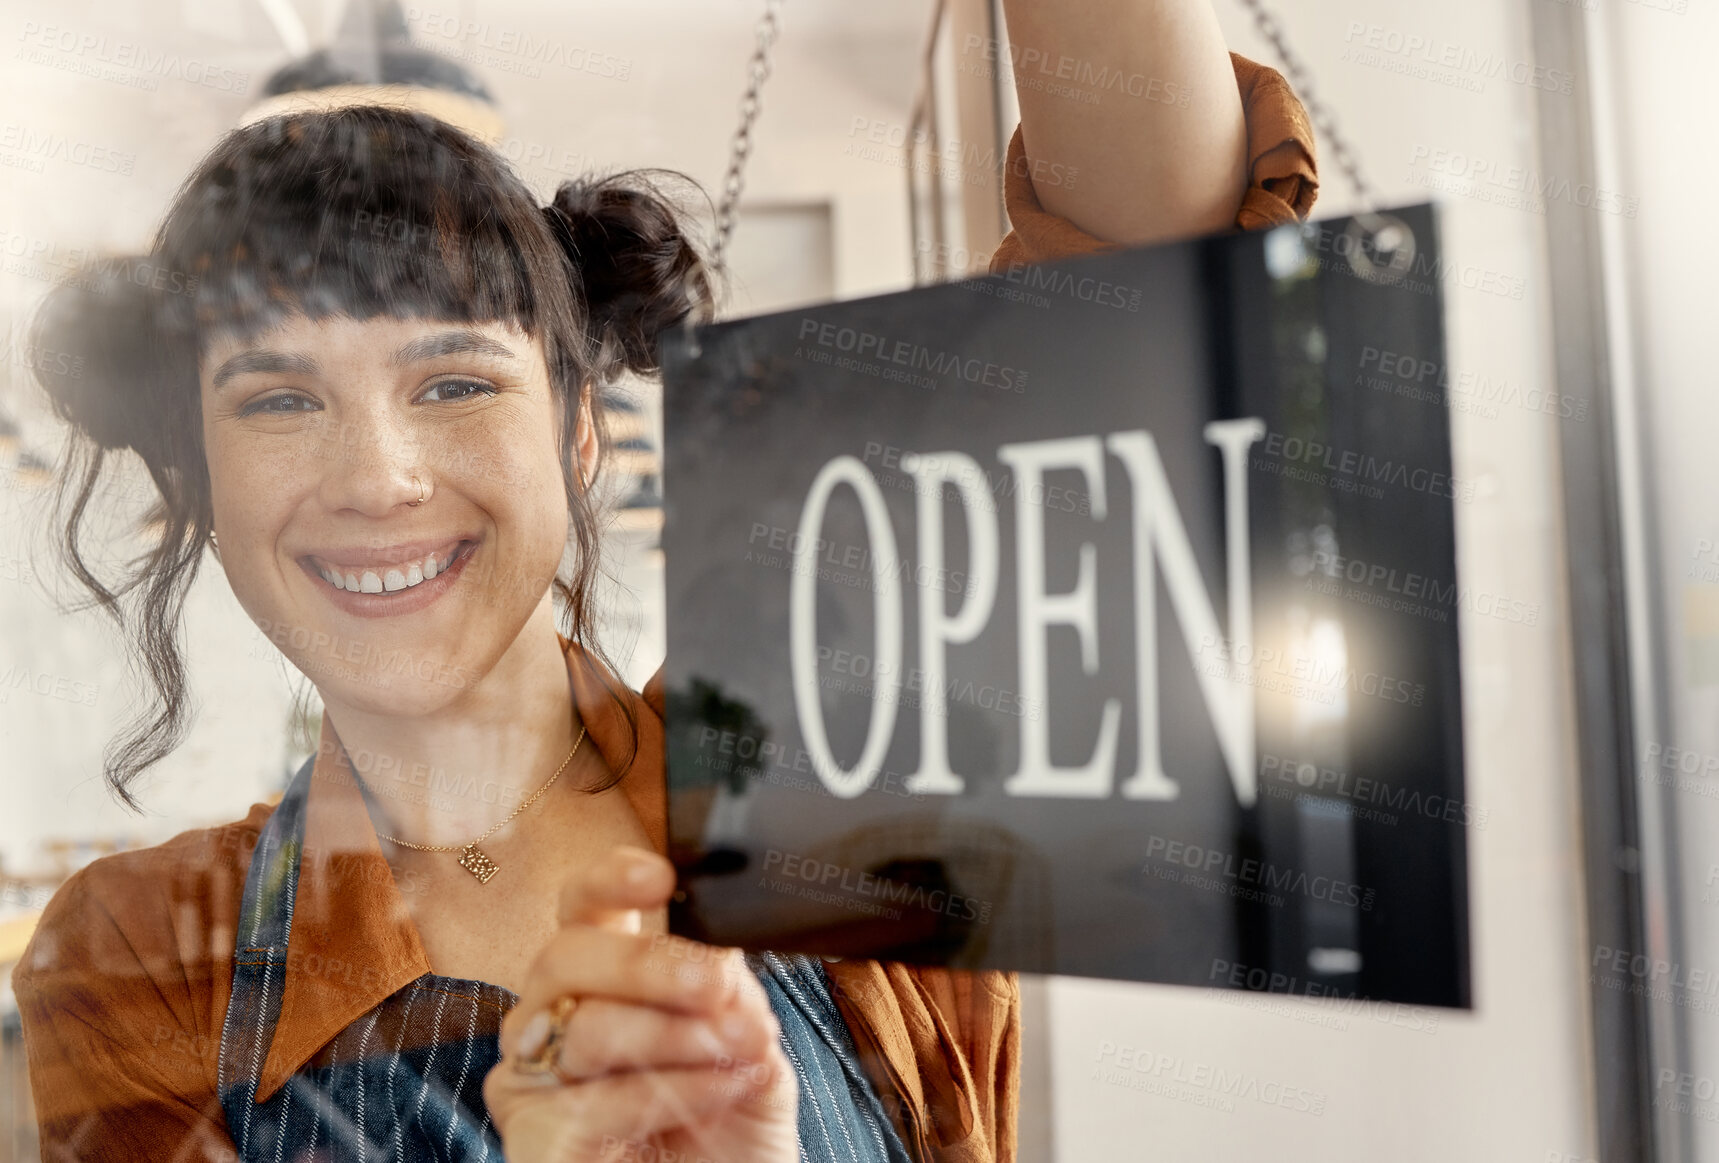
xmin=198 ymin=313 xmax=594 ymax=713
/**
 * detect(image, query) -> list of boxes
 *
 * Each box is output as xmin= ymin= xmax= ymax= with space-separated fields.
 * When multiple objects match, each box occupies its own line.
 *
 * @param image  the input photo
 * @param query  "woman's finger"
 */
xmin=522 ymin=1060 xmax=793 ymax=1151
xmin=499 ymin=929 xmax=759 ymax=1058
xmin=557 ymin=845 xmax=677 ymax=929
xmin=543 ymin=995 xmax=780 ymax=1082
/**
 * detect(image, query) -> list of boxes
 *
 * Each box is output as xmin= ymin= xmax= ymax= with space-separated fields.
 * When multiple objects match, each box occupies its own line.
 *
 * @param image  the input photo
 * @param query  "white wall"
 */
xmin=1596 ymin=0 xmax=1719 ymax=1153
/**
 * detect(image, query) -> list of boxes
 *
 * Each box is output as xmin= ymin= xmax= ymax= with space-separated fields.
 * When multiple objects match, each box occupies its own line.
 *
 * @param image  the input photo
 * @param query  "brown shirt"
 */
xmin=12 ymin=53 xmax=1314 ymax=1163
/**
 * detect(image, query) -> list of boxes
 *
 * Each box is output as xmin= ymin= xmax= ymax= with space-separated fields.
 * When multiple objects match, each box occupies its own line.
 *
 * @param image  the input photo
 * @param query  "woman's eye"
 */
xmin=421 ymin=378 xmax=498 ymax=404
xmin=239 ymin=392 xmax=317 ymax=417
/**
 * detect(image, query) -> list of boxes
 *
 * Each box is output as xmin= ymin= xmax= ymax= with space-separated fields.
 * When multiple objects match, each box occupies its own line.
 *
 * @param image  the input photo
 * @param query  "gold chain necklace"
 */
xmin=373 ymin=725 xmax=587 ymax=884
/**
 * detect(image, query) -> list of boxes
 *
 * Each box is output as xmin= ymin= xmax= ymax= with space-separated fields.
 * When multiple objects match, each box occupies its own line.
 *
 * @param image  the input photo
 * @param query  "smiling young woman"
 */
xmin=12 ymin=3 xmax=1316 ymax=1161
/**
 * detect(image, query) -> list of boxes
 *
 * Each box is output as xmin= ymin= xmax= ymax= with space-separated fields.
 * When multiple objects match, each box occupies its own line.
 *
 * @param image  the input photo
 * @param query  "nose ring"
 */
xmin=409 ymin=475 xmax=427 ymax=507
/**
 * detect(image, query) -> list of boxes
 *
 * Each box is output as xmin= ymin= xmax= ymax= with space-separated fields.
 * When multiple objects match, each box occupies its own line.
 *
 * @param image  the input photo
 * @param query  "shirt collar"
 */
xmin=254 ymin=636 xmax=666 ymax=1104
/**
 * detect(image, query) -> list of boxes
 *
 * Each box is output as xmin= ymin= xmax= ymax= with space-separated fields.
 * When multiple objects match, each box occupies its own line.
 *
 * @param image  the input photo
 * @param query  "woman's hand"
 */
xmin=483 ymin=847 xmax=799 ymax=1163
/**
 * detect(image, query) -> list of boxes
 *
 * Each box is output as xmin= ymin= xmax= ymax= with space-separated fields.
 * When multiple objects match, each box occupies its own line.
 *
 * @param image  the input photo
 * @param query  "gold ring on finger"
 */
xmin=514 ymin=994 xmax=579 ymax=1076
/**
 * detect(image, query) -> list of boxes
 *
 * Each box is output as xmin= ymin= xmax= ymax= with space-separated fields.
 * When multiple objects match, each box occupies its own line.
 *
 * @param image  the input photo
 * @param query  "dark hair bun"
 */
xmin=544 ymin=171 xmax=716 ymax=379
xmin=29 ymin=256 xmax=175 ymax=457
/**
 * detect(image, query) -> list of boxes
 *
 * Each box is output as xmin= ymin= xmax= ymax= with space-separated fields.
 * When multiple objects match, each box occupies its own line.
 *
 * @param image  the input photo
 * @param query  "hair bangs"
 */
xmin=154 ymin=107 xmax=563 ymax=351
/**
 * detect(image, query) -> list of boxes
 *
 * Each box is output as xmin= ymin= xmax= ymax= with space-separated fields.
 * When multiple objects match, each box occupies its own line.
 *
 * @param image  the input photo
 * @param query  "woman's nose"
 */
xmin=313 ymin=416 xmax=427 ymax=517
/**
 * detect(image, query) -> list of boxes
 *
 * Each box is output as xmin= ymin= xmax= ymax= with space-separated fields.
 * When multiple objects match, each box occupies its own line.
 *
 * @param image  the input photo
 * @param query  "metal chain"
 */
xmin=1230 ymin=0 xmax=1374 ymax=212
xmin=710 ymin=0 xmax=785 ymax=275
xmin=375 ymin=727 xmax=586 ymax=853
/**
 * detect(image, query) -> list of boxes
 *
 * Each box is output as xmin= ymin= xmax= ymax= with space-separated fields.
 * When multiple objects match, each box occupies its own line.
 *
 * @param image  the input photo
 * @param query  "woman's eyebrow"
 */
xmin=390 ymin=330 xmax=523 ymax=366
xmin=211 ymin=349 xmax=322 ymax=389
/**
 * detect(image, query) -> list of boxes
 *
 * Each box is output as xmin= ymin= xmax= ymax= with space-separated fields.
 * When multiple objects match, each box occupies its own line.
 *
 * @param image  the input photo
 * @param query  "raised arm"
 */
xmin=998 ymin=0 xmax=1248 ymax=246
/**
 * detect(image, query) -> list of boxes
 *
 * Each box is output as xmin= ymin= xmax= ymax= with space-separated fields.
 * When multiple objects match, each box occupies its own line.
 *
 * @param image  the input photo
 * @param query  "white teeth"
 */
xmin=313 ymin=544 xmax=464 ymax=595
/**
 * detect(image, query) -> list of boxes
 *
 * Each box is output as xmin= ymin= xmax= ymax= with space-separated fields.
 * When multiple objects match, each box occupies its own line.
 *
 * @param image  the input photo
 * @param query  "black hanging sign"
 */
xmin=660 ymin=203 xmax=1470 ymax=1008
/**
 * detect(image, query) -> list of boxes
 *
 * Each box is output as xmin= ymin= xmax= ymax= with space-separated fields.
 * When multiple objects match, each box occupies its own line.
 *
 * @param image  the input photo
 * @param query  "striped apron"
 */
xmin=216 ymin=754 xmax=913 ymax=1162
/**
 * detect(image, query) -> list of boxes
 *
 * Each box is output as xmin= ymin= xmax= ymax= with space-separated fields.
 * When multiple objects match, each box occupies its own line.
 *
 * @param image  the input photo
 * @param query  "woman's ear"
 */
xmin=573 ymin=383 xmax=598 ymax=490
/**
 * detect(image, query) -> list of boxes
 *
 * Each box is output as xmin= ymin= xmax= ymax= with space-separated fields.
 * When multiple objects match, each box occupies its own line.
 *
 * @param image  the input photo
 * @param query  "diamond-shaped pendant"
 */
xmin=458 ymin=844 xmax=499 ymax=884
